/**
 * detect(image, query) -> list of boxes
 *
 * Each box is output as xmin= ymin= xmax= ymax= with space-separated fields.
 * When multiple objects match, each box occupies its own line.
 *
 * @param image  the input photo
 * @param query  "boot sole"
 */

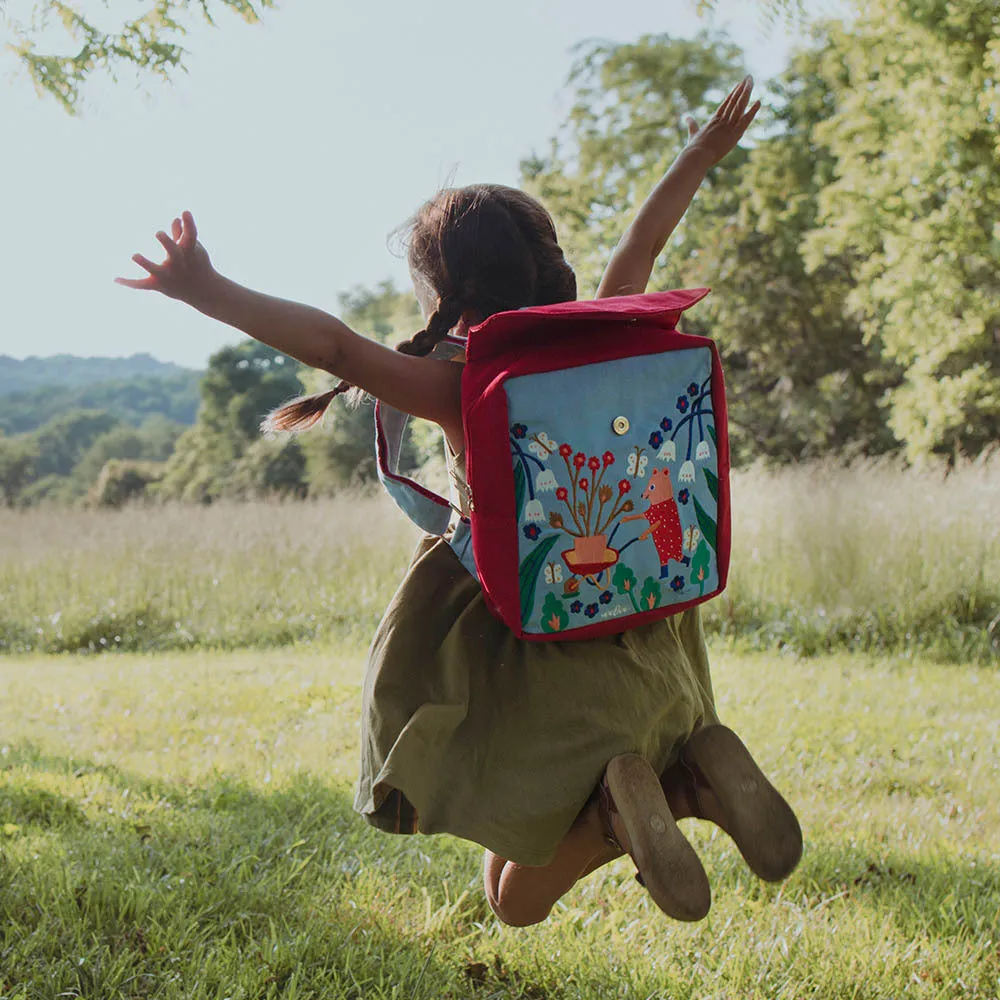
xmin=683 ymin=726 xmax=802 ymax=882
xmin=605 ymin=754 xmax=711 ymax=921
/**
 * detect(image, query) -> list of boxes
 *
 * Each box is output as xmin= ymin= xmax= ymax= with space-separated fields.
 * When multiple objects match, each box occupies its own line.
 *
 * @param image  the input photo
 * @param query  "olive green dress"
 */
xmin=354 ymin=449 xmax=718 ymax=866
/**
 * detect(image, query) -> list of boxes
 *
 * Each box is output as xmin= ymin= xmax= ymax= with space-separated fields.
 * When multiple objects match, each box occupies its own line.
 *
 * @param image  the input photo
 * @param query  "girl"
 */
xmin=119 ymin=76 xmax=801 ymax=926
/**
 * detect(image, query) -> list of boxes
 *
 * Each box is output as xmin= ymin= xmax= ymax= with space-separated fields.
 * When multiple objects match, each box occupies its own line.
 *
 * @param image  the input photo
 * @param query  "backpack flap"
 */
xmin=462 ymin=290 xmax=730 ymax=641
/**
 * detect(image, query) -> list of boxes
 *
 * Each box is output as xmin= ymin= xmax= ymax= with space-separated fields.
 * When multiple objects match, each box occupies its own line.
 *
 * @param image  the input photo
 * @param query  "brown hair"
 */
xmin=263 ymin=184 xmax=576 ymax=433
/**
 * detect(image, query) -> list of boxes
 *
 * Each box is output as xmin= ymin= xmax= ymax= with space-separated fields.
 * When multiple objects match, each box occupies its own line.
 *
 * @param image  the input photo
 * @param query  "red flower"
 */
xmin=588 ymin=456 xmax=600 ymax=472
xmin=573 ymin=452 xmax=586 ymax=469
xmin=579 ymin=478 xmax=589 ymax=492
xmin=603 ymin=451 xmax=615 ymax=467
xmin=559 ymin=443 xmax=573 ymax=458
xmin=555 ymin=487 xmax=568 ymax=502
xmin=618 ymin=479 xmax=631 ymax=495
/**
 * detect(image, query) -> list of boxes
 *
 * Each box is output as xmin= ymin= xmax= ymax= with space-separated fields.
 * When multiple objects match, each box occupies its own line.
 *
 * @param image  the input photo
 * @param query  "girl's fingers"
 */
xmin=131 ymin=253 xmax=163 ymax=275
xmin=156 ymin=231 xmax=181 ymax=259
xmin=722 ymin=76 xmax=753 ymax=122
xmin=114 ymin=275 xmax=158 ymax=290
xmin=684 ymin=115 xmax=700 ymax=138
xmin=716 ymin=77 xmax=747 ymax=120
xmin=171 ymin=217 xmax=183 ymax=241
xmin=180 ymin=210 xmax=198 ymax=249
xmin=739 ymin=100 xmax=762 ymax=130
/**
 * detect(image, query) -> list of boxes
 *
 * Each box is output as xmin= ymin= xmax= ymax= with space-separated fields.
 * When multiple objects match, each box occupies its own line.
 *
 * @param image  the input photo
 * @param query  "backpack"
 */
xmin=376 ymin=289 xmax=731 ymax=641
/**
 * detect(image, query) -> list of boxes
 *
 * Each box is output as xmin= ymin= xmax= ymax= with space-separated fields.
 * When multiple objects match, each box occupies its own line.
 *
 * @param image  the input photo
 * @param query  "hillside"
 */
xmin=0 ymin=353 xmax=194 ymax=395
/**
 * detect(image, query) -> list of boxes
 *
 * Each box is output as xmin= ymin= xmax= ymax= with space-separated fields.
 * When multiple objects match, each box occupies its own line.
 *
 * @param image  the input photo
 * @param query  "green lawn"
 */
xmin=0 ymin=646 xmax=997 ymax=999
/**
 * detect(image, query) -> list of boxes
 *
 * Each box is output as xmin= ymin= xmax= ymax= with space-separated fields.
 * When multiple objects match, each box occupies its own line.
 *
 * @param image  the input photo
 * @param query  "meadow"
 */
xmin=2 ymin=458 xmax=998 ymax=663
xmin=0 ymin=645 xmax=997 ymax=998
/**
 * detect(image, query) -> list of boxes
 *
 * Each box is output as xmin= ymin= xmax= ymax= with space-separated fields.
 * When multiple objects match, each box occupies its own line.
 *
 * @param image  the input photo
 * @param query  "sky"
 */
xmin=1 ymin=0 xmax=848 ymax=369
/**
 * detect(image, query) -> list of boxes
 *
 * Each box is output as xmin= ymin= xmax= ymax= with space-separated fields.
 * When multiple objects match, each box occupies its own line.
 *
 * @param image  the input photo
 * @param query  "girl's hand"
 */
xmin=116 ymin=211 xmax=218 ymax=306
xmin=683 ymin=76 xmax=761 ymax=167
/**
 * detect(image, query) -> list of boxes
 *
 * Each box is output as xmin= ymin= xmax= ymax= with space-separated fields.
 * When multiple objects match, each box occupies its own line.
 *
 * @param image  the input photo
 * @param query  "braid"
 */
xmin=395 ymin=295 xmax=464 ymax=357
xmin=261 ymin=296 xmax=464 ymax=436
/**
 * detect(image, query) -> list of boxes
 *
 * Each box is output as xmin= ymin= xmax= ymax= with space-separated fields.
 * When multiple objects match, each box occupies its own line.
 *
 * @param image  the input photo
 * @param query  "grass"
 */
xmin=2 ymin=456 xmax=998 ymax=662
xmin=0 ymin=644 xmax=998 ymax=998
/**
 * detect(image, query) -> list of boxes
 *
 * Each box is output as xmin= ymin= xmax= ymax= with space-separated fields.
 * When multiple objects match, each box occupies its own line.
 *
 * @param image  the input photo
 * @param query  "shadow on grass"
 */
xmin=0 ymin=744 xmax=489 ymax=999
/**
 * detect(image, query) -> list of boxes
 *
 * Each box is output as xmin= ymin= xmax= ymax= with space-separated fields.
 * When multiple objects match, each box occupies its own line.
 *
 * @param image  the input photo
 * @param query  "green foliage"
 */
xmin=0 ymin=352 xmax=191 ymax=395
xmin=88 ymin=459 xmax=167 ymax=509
xmin=523 ymin=33 xmax=746 ymax=296
xmin=804 ymin=0 xmax=1000 ymax=461
xmin=8 ymin=1 xmax=276 ymax=114
xmin=157 ymin=341 xmax=305 ymax=502
xmin=29 ymin=408 xmax=120 ymax=479
xmin=0 ymin=435 xmax=38 ymax=507
xmin=0 ymin=372 xmax=200 ymax=435
xmin=540 ymin=592 xmax=569 ymax=633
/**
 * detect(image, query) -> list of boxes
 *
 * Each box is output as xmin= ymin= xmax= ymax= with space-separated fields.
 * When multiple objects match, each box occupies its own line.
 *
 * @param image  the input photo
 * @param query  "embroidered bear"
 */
xmin=620 ymin=466 xmax=684 ymax=579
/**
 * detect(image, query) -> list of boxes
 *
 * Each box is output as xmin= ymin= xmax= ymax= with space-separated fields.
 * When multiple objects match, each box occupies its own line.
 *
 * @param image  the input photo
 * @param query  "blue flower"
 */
xmin=676 ymin=396 xmax=689 ymax=414
xmin=584 ymin=604 xmax=599 ymax=618
xmin=523 ymin=523 xmax=541 ymax=541
xmin=670 ymin=575 xmax=686 ymax=592
xmin=511 ymin=423 xmax=527 ymax=439
xmin=599 ymin=590 xmax=613 ymax=605
xmin=660 ymin=417 xmax=673 ymax=432
xmin=570 ymin=600 xmax=583 ymax=614
xmin=678 ymin=489 xmax=690 ymax=505
xmin=648 ymin=430 xmax=663 ymax=449
xmin=688 ymin=382 xmax=699 ymax=397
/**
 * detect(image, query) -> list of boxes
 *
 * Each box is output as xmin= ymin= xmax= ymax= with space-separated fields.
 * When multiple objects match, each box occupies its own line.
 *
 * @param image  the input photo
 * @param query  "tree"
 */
xmin=157 ymin=340 xmax=305 ymax=501
xmin=0 ymin=436 xmax=38 ymax=507
xmin=804 ymin=0 xmax=1000 ymax=461
xmin=522 ymin=33 xmax=747 ymax=297
xmin=6 ymin=0 xmax=275 ymax=113
xmin=523 ymin=33 xmax=898 ymax=463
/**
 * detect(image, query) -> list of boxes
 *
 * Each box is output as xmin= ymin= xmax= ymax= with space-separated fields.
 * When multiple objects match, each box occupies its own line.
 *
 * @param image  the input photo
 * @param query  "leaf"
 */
xmin=707 ymin=424 xmax=717 ymax=448
xmin=519 ymin=534 xmax=560 ymax=624
xmin=692 ymin=495 xmax=717 ymax=553
xmin=513 ymin=461 xmax=526 ymax=523
xmin=704 ymin=467 xmax=719 ymax=503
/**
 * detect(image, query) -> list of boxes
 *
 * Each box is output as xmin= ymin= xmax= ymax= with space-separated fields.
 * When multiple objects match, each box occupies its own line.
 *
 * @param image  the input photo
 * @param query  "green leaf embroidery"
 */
xmin=540 ymin=592 xmax=569 ymax=633
xmin=613 ymin=562 xmax=640 ymax=612
xmin=640 ymin=577 xmax=661 ymax=611
xmin=704 ymin=467 xmax=719 ymax=503
xmin=707 ymin=424 xmax=717 ymax=448
xmin=690 ymin=538 xmax=712 ymax=596
xmin=692 ymin=495 xmax=717 ymax=553
xmin=519 ymin=534 xmax=560 ymax=625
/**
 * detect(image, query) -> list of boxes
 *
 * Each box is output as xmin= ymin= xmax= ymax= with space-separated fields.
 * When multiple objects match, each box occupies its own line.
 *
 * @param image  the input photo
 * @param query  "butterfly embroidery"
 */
xmin=544 ymin=562 xmax=564 ymax=584
xmin=683 ymin=525 xmax=702 ymax=553
xmin=529 ymin=431 xmax=557 ymax=459
xmin=626 ymin=447 xmax=648 ymax=478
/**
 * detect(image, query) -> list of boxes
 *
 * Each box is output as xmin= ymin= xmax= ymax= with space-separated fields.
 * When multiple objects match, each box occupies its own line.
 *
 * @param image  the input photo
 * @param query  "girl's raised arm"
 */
xmin=596 ymin=76 xmax=760 ymax=299
xmin=117 ymin=212 xmax=463 ymax=439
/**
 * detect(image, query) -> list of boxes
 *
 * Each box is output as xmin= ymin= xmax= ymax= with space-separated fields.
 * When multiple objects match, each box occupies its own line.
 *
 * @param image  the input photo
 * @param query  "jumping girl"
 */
xmin=119 ymin=76 xmax=801 ymax=926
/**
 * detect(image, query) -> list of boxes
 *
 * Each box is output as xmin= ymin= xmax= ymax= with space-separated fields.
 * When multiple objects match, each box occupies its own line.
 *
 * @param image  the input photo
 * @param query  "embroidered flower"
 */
xmin=695 ymin=439 xmax=710 ymax=461
xmin=524 ymin=499 xmax=545 ymax=523
xmin=559 ymin=443 xmax=573 ymax=458
xmin=536 ymin=470 xmax=558 ymax=492
xmin=649 ymin=431 xmax=663 ymax=449
xmin=584 ymin=604 xmax=599 ymax=619
xmin=603 ymin=451 xmax=615 ymax=467
xmin=598 ymin=485 xmax=613 ymax=503
xmin=523 ymin=523 xmax=542 ymax=541
xmin=622 ymin=499 xmax=634 ymax=512
xmin=658 ymin=439 xmax=676 ymax=462
xmin=564 ymin=578 xmax=580 ymax=595
xmin=688 ymin=382 xmax=699 ymax=396
xmin=618 ymin=478 xmax=632 ymax=495
xmin=579 ymin=478 xmax=589 ymax=492
xmin=573 ymin=452 xmax=587 ymax=469
xmin=599 ymin=590 xmax=613 ymax=605
xmin=678 ymin=489 xmax=690 ymax=505
xmin=676 ymin=395 xmax=689 ymax=414
xmin=511 ymin=423 xmax=527 ymax=439
xmin=555 ymin=487 xmax=569 ymax=502
xmin=670 ymin=575 xmax=686 ymax=592
xmin=678 ymin=461 xmax=695 ymax=483
xmin=570 ymin=600 xmax=583 ymax=614
xmin=660 ymin=417 xmax=673 ymax=432
xmin=549 ymin=511 xmax=565 ymax=529
xmin=588 ymin=456 xmax=600 ymax=472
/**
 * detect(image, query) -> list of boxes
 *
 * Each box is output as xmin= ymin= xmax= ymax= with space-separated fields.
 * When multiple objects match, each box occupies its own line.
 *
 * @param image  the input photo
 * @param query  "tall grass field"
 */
xmin=2 ymin=458 xmax=998 ymax=662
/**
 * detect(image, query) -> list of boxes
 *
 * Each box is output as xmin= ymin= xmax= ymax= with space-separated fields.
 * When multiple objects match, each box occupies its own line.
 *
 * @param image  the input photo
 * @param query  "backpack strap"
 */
xmin=374 ymin=337 xmax=465 ymax=536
